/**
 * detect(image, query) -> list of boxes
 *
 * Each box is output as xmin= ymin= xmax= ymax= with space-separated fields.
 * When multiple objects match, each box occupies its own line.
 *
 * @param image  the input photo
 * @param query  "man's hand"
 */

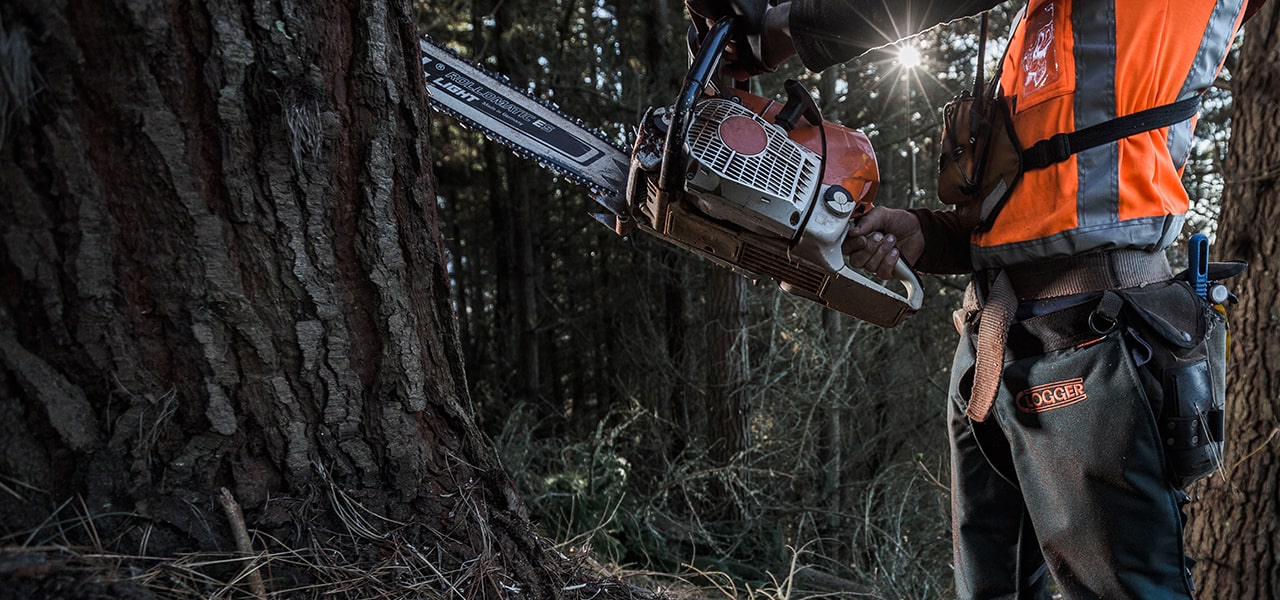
xmin=687 ymin=1 xmax=797 ymax=80
xmin=686 ymin=0 xmax=766 ymax=29
xmin=842 ymin=207 xmax=925 ymax=280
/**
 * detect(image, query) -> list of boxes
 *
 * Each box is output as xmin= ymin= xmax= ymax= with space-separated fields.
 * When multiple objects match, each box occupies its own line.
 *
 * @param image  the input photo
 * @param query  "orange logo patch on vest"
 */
xmin=1015 ymin=378 xmax=1087 ymax=414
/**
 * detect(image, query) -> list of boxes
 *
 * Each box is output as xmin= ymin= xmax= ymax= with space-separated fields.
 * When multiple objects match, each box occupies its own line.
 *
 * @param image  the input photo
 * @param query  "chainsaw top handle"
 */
xmin=659 ymin=18 xmax=736 ymax=192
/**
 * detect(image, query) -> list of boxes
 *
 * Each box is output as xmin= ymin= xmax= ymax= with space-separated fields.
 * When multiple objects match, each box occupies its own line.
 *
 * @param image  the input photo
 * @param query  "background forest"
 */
xmin=0 ymin=0 xmax=1269 ymax=598
xmin=421 ymin=1 xmax=1234 ymax=596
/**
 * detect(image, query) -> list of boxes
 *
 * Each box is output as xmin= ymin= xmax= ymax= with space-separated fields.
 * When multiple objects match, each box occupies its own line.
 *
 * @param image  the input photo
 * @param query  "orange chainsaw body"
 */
xmin=726 ymin=87 xmax=880 ymax=209
xmin=619 ymin=81 xmax=922 ymax=327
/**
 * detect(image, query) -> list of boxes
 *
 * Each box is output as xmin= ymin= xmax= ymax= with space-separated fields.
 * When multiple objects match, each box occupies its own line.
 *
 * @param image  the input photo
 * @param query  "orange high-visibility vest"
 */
xmin=972 ymin=0 xmax=1249 ymax=269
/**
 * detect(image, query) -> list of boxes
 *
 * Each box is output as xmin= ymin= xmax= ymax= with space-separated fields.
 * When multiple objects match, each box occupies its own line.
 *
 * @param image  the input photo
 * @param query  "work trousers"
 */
xmin=947 ymin=292 xmax=1194 ymax=599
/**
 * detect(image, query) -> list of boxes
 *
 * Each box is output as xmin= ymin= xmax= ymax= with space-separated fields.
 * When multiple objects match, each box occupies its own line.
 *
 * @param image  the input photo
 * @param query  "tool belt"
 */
xmin=959 ymin=250 xmax=1233 ymax=488
xmin=961 ymin=250 xmax=1174 ymax=421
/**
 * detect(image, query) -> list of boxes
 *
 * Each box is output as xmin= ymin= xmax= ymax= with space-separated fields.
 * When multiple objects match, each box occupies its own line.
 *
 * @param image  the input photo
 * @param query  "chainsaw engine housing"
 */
xmin=684 ymin=90 xmax=879 ymax=275
xmin=623 ymin=85 xmax=920 ymax=327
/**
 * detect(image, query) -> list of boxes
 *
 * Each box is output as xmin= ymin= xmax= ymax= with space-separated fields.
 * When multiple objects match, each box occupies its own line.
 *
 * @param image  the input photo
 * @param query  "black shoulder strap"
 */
xmin=1021 ymin=95 xmax=1201 ymax=171
xmin=977 ymin=6 xmax=1026 ymax=102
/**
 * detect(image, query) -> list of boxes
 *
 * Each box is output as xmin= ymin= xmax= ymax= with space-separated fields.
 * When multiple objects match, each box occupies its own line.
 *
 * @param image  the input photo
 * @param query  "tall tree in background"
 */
xmin=702 ymin=265 xmax=749 ymax=522
xmin=1187 ymin=4 xmax=1280 ymax=596
xmin=0 ymin=0 xmax=581 ymax=596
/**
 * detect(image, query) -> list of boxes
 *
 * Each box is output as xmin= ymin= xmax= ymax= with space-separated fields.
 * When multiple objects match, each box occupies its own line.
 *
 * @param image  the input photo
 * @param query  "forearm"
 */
xmin=789 ymin=0 xmax=1005 ymax=71
xmin=907 ymin=209 xmax=974 ymax=274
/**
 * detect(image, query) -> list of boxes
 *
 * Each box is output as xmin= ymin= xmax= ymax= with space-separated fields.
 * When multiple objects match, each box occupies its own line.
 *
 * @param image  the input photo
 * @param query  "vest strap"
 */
xmin=1022 ymin=96 xmax=1201 ymax=171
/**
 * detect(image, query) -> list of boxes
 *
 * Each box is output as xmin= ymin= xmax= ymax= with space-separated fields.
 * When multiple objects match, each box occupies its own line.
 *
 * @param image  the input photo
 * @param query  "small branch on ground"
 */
xmin=218 ymin=487 xmax=266 ymax=600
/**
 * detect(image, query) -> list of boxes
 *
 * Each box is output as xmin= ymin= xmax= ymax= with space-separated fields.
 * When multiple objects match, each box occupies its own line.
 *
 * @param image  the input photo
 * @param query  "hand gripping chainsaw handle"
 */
xmin=647 ymin=18 xmax=923 ymax=327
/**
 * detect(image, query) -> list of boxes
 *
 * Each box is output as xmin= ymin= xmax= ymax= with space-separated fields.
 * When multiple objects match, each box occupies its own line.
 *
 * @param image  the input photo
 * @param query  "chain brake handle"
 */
xmin=662 ymin=18 xmax=736 ymax=191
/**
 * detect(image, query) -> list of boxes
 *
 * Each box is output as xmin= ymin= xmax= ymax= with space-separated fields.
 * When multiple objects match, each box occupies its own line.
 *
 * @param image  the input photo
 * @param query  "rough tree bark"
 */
xmin=0 ymin=1 xmax=577 ymax=597
xmin=1185 ymin=4 xmax=1280 ymax=597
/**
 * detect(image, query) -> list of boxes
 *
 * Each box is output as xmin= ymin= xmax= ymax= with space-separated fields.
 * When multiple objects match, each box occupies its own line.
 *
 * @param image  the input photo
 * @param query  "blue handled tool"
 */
xmin=1188 ymin=233 xmax=1209 ymax=299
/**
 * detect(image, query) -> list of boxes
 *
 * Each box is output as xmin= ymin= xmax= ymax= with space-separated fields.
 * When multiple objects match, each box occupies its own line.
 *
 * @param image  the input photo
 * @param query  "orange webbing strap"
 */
xmin=969 ymin=270 xmax=1016 ymax=422
xmin=1007 ymin=251 xmax=1172 ymax=300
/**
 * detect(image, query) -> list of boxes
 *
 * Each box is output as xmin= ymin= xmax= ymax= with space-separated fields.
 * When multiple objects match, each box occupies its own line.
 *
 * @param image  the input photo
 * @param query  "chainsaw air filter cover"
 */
xmin=684 ymin=98 xmax=822 ymax=240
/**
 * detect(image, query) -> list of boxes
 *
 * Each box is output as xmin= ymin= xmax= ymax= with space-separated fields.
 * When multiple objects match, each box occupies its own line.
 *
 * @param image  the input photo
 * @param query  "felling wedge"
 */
xmin=422 ymin=18 xmax=923 ymax=327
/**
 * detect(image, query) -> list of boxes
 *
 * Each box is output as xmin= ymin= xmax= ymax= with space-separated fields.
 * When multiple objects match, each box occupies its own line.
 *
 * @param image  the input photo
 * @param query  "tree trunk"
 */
xmin=664 ymin=252 xmax=693 ymax=451
xmin=819 ymin=308 xmax=847 ymax=557
xmin=701 ymin=265 xmax=748 ymax=524
xmin=704 ymin=266 xmax=748 ymax=466
xmin=1185 ymin=5 xmax=1280 ymax=597
xmin=493 ymin=0 xmax=543 ymax=408
xmin=636 ymin=0 xmax=695 ymax=458
xmin=0 ymin=1 xmax=568 ymax=597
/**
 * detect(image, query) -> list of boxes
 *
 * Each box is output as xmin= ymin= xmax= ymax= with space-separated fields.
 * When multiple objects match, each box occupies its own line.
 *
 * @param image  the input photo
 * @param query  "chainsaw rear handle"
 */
xmin=893 ymin=260 xmax=925 ymax=312
xmin=792 ymin=258 xmax=922 ymax=327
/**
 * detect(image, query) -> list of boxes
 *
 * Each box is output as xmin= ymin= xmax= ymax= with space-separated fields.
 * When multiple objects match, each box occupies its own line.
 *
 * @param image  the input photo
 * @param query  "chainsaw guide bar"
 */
xmin=419 ymin=36 xmax=630 ymax=199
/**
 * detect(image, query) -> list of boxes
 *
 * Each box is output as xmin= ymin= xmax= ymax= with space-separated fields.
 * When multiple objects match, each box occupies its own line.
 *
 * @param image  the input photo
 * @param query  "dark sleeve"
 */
xmin=907 ymin=208 xmax=974 ymax=274
xmin=789 ymin=0 xmax=1005 ymax=71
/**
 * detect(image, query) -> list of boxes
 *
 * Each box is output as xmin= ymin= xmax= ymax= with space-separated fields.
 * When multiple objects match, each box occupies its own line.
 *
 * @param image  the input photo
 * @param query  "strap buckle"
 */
xmin=1023 ymin=133 xmax=1072 ymax=170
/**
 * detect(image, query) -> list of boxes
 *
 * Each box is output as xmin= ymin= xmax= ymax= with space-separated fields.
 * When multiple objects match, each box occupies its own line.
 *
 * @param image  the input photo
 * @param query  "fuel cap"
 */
xmin=823 ymin=185 xmax=855 ymax=216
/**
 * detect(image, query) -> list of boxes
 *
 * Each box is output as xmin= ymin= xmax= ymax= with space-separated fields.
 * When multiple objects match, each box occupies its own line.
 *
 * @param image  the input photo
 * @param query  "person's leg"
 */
xmin=995 ymin=328 xmax=1192 ymax=599
xmin=950 ymin=400 xmax=1052 ymax=599
xmin=949 ymin=326 xmax=1051 ymax=600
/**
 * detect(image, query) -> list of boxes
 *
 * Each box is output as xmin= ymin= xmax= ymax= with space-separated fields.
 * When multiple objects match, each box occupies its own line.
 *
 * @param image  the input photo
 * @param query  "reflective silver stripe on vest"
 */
xmin=1170 ymin=0 xmax=1248 ymax=169
xmin=973 ymin=214 xmax=1185 ymax=269
xmin=973 ymin=0 xmax=1245 ymax=270
xmin=1073 ymin=0 xmax=1120 ymax=231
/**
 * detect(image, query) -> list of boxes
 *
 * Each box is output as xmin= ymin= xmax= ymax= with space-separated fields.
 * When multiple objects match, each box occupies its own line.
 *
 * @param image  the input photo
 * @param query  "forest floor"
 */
xmin=0 ymin=527 xmax=723 ymax=600
xmin=0 ymin=544 xmax=675 ymax=599
xmin=0 ymin=488 xmax=875 ymax=599
xmin=0 ymin=539 xmax=896 ymax=596
xmin=0 ymin=541 xmax=879 ymax=599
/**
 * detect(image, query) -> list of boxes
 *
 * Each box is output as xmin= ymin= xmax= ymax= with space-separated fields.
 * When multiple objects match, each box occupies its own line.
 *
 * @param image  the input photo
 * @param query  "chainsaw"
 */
xmin=421 ymin=19 xmax=923 ymax=327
